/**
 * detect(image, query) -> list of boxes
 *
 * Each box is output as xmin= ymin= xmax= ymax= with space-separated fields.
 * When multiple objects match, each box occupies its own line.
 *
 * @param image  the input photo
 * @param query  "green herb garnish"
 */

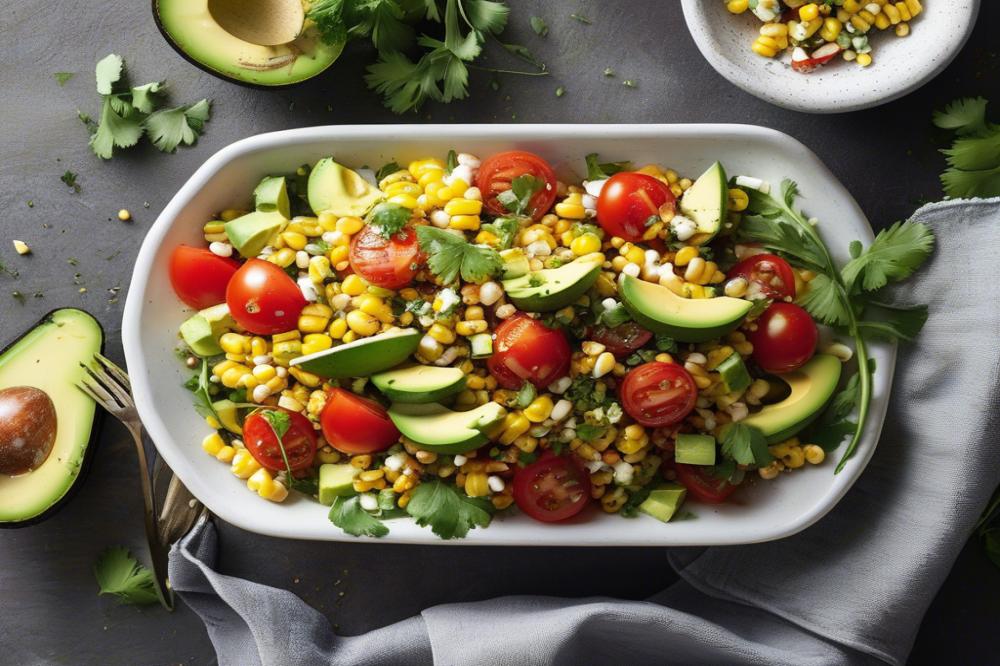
xmin=719 ymin=422 xmax=773 ymax=467
xmin=61 ymin=171 xmax=81 ymax=192
xmin=416 ymin=225 xmax=502 ymax=284
xmin=481 ymin=216 xmax=521 ymax=249
xmin=367 ymin=201 xmax=412 ymax=238
xmin=585 ymin=153 xmax=633 ymax=180
xmin=329 ymin=495 xmax=390 ymax=538
xmin=496 ymin=173 xmax=543 ymax=216
xmin=530 ymin=15 xmax=548 ymax=36
xmin=93 ymin=547 xmax=159 ymax=606
xmin=933 ymin=97 xmax=1000 ymax=198
xmin=405 ymin=479 xmax=493 ymax=539
xmin=54 ymin=72 xmax=74 ymax=86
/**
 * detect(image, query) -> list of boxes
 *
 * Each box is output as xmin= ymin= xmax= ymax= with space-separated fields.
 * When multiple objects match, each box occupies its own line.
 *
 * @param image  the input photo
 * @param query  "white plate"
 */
xmin=681 ymin=1 xmax=980 ymax=113
xmin=122 ymin=124 xmax=895 ymax=545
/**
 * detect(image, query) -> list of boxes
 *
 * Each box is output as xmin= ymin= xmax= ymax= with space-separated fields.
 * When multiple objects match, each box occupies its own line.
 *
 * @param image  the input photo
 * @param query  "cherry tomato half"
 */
xmin=243 ymin=409 xmax=318 ymax=472
xmin=225 ymin=258 xmax=307 ymax=335
xmin=596 ymin=172 xmax=676 ymax=242
xmin=349 ymin=224 xmax=423 ymax=290
xmin=169 ymin=245 xmax=240 ymax=310
xmin=589 ymin=322 xmax=653 ymax=358
xmin=513 ymin=455 xmax=591 ymax=522
xmin=727 ymin=253 xmax=797 ymax=301
xmin=320 ymin=388 xmax=400 ymax=455
xmin=476 ymin=150 xmax=558 ymax=221
xmin=487 ymin=314 xmax=571 ymax=390
xmin=748 ymin=302 xmax=817 ymax=374
xmin=675 ymin=463 xmax=739 ymax=504
xmin=620 ymin=362 xmax=698 ymax=428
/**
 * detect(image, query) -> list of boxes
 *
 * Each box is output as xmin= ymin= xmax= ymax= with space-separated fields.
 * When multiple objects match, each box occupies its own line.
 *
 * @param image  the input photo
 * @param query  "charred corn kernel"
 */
xmin=220 ymin=333 xmax=250 ymax=354
xmin=444 ymin=198 xmax=482 ymax=216
xmin=417 ymin=335 xmax=443 ymax=362
xmin=674 ymin=246 xmax=699 ymax=266
xmin=455 ymin=320 xmax=488 ymax=336
xmin=335 ymin=216 xmax=364 ymax=235
xmin=346 ymin=310 xmax=379 ymax=337
xmin=231 ymin=448 xmax=261 ymax=479
xmin=341 ymin=274 xmax=367 ymax=296
xmin=726 ymin=0 xmax=749 ymax=12
xmin=465 ymin=472 xmax=490 ymax=497
xmin=202 ymin=432 xmax=225 ymax=456
xmin=298 ymin=304 xmax=333 ymax=333
xmin=428 ymin=322 xmax=456 ymax=344
xmin=449 ymin=215 xmax=480 ymax=231
xmin=799 ymin=3 xmax=820 ymax=20
xmin=247 ymin=468 xmax=288 ymax=502
xmin=523 ymin=396 xmax=554 ymax=423
xmin=301 ymin=333 xmax=333 ymax=356
xmin=857 ymin=53 xmax=873 ymax=67
xmin=328 ymin=317 xmax=348 ymax=340
xmin=497 ymin=413 xmax=531 ymax=445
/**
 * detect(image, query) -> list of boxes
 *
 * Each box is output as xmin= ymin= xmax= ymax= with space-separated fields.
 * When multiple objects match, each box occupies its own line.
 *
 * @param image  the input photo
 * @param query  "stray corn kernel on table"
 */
xmin=0 ymin=1 xmax=998 ymax=664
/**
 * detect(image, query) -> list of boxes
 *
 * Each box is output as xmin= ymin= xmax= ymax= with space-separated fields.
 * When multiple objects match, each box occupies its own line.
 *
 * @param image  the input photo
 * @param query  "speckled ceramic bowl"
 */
xmin=681 ymin=0 xmax=980 ymax=113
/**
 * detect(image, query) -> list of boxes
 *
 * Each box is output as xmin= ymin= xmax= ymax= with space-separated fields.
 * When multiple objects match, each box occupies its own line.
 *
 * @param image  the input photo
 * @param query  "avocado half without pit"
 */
xmin=154 ymin=0 xmax=346 ymax=87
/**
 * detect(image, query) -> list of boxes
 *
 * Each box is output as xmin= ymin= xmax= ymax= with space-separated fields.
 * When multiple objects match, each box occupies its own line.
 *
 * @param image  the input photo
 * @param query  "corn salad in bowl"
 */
xmin=168 ymin=148 xmax=854 ymax=540
xmin=727 ymin=0 xmax=924 ymax=71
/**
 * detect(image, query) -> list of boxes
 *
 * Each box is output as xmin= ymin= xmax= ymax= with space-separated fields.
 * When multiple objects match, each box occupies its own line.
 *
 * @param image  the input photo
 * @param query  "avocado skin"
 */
xmin=0 ymin=309 xmax=105 ymax=529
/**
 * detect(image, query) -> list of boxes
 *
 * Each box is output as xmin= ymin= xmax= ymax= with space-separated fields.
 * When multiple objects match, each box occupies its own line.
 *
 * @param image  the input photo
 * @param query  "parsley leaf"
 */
xmin=367 ymin=201 xmax=411 ymax=238
xmin=585 ymin=153 xmax=633 ymax=180
xmin=144 ymin=99 xmax=211 ymax=153
xmin=719 ymin=422 xmax=773 ymax=467
xmin=130 ymin=81 xmax=164 ymax=114
xmin=89 ymin=96 xmax=144 ymax=160
xmin=841 ymin=221 xmax=934 ymax=292
xmin=496 ymin=173 xmax=543 ymax=216
xmin=405 ymin=480 xmax=493 ymax=539
xmin=329 ymin=495 xmax=390 ymax=538
xmin=480 ymin=216 xmax=521 ymax=249
xmin=93 ymin=547 xmax=159 ymax=606
xmin=95 ymin=53 xmax=124 ymax=95
xmin=417 ymin=225 xmax=502 ymax=284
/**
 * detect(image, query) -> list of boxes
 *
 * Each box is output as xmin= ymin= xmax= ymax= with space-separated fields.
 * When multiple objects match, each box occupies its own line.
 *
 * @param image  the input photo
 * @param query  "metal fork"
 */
xmin=77 ymin=353 xmax=203 ymax=611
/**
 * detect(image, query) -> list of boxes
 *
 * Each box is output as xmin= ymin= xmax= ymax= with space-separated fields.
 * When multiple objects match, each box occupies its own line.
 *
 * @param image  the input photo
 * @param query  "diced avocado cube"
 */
xmin=224 ymin=210 xmax=287 ymax=258
xmin=639 ymin=483 xmax=687 ymax=523
xmin=499 ymin=248 xmax=529 ymax=279
xmin=319 ymin=463 xmax=360 ymax=505
xmin=307 ymin=158 xmax=382 ymax=218
xmin=717 ymin=352 xmax=752 ymax=394
xmin=253 ymin=176 xmax=290 ymax=218
xmin=675 ymin=433 xmax=716 ymax=466
xmin=469 ymin=333 xmax=493 ymax=359
xmin=179 ymin=303 xmax=235 ymax=357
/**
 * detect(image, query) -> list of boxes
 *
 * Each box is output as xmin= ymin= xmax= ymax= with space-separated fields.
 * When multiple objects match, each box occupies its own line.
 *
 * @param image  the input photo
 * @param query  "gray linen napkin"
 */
xmin=169 ymin=199 xmax=1000 ymax=666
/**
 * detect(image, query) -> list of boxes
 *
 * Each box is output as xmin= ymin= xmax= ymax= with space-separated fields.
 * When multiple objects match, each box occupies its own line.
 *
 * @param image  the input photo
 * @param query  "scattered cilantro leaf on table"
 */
xmin=719 ymin=423 xmax=773 ymax=467
xmin=144 ymin=100 xmax=211 ymax=153
xmin=329 ymin=496 xmax=391 ymax=538
xmin=417 ymin=225 xmax=502 ymax=284
xmin=93 ymin=547 xmax=159 ymax=606
xmin=130 ymin=81 xmax=164 ymax=114
xmin=405 ymin=479 xmax=493 ymax=539
xmin=60 ymin=171 xmax=81 ymax=193
xmin=54 ymin=72 xmax=74 ymax=86
xmin=530 ymin=16 xmax=548 ymax=36
xmin=933 ymin=97 xmax=1000 ymax=198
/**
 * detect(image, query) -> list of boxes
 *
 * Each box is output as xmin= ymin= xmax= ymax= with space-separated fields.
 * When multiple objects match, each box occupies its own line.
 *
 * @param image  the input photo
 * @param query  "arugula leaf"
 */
xmin=480 ymin=216 xmax=521 ymax=249
xmin=93 ymin=547 xmax=159 ymax=606
xmin=95 ymin=53 xmax=124 ymax=95
xmin=841 ymin=221 xmax=934 ymax=292
xmin=496 ymin=174 xmax=543 ymax=216
xmin=585 ymin=153 xmax=632 ymax=180
xmin=417 ymin=225 xmax=502 ymax=284
xmin=719 ymin=422 xmax=773 ymax=467
xmin=144 ymin=99 xmax=211 ymax=153
xmin=530 ymin=15 xmax=548 ymax=36
xmin=54 ymin=72 xmax=74 ymax=86
xmin=857 ymin=302 xmax=929 ymax=342
xmin=367 ymin=201 xmax=411 ymax=238
xmin=329 ymin=495 xmax=390 ymax=537
xmin=130 ymin=81 xmax=164 ymax=114
xmin=405 ymin=480 xmax=493 ymax=539
xmin=375 ymin=161 xmax=402 ymax=182
xmin=932 ymin=97 xmax=990 ymax=136
xmin=89 ymin=97 xmax=144 ymax=159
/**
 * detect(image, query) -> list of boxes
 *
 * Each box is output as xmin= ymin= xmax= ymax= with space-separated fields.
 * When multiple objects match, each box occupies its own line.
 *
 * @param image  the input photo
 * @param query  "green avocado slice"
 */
xmin=371 ymin=365 xmax=467 ymax=404
xmin=319 ymin=463 xmax=360 ymax=505
xmin=619 ymin=274 xmax=752 ymax=343
xmin=742 ymin=354 xmax=843 ymax=443
xmin=675 ymin=434 xmax=717 ymax=466
xmin=179 ymin=303 xmax=234 ymax=357
xmin=253 ymin=176 xmax=290 ymax=218
xmin=290 ymin=328 xmax=420 ymax=379
xmin=502 ymin=256 xmax=603 ymax=312
xmin=308 ymin=158 xmax=383 ymax=218
xmin=225 ymin=210 xmax=287 ymax=259
xmin=0 ymin=309 xmax=104 ymax=527
xmin=679 ymin=161 xmax=727 ymax=246
xmin=388 ymin=402 xmax=507 ymax=455
xmin=639 ymin=483 xmax=687 ymax=523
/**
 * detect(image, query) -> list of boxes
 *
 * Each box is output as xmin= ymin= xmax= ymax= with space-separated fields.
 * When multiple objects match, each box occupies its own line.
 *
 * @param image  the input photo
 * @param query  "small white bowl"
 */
xmin=681 ymin=0 xmax=980 ymax=113
xmin=122 ymin=124 xmax=894 ymax=546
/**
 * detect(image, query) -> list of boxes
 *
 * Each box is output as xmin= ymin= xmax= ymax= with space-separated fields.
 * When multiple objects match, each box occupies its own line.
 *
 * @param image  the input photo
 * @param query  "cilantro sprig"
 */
xmin=739 ymin=180 xmax=934 ymax=473
xmin=480 ymin=216 xmax=521 ymax=249
xmin=329 ymin=495 xmax=391 ymax=538
xmin=496 ymin=173 xmax=543 ymax=216
xmin=93 ymin=547 xmax=160 ymax=606
xmin=367 ymin=201 xmax=412 ymax=238
xmin=719 ymin=423 xmax=773 ymax=467
xmin=416 ymin=225 xmax=502 ymax=284
xmin=933 ymin=97 xmax=1000 ymax=198
xmin=404 ymin=479 xmax=494 ymax=539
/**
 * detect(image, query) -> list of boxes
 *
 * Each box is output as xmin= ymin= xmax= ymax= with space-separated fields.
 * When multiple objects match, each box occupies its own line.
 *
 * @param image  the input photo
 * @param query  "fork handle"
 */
xmin=125 ymin=422 xmax=174 ymax=611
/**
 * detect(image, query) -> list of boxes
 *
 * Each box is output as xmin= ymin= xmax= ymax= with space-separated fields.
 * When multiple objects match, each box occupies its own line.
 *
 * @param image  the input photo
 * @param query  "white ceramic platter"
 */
xmin=122 ymin=124 xmax=895 ymax=545
xmin=681 ymin=0 xmax=980 ymax=113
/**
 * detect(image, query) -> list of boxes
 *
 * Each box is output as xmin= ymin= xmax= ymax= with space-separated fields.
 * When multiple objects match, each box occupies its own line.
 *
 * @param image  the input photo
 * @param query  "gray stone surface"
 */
xmin=0 ymin=1 xmax=997 ymax=664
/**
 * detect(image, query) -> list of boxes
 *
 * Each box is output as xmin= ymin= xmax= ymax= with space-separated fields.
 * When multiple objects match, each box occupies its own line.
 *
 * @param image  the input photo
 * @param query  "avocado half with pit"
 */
xmin=0 ymin=309 xmax=104 ymax=528
xmin=290 ymin=328 xmax=420 ymax=379
xmin=502 ymin=256 xmax=603 ymax=312
xmin=618 ymin=274 xmax=752 ymax=343
xmin=679 ymin=162 xmax=727 ymax=246
xmin=388 ymin=402 xmax=508 ymax=455
xmin=742 ymin=354 xmax=842 ymax=443
xmin=153 ymin=0 xmax=346 ymax=88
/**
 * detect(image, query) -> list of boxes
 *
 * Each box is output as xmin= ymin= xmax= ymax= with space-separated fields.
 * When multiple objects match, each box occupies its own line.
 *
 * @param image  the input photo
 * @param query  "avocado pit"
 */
xmin=207 ymin=0 xmax=304 ymax=46
xmin=0 ymin=386 xmax=57 ymax=476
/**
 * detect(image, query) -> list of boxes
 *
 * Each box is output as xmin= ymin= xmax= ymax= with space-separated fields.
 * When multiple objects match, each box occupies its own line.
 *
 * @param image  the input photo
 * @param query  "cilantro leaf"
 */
xmin=940 ymin=165 xmax=1000 ymax=199
xmin=54 ymin=72 xmax=74 ymax=86
xmin=530 ymin=15 xmax=548 ymax=36
xmin=576 ymin=423 xmax=605 ymax=442
xmin=857 ymin=302 xmax=929 ymax=342
xmin=463 ymin=0 xmax=510 ymax=34
xmin=89 ymin=97 xmax=143 ymax=160
xmin=598 ymin=303 xmax=632 ymax=328
xmin=329 ymin=495 xmax=390 ymax=538
xmin=405 ymin=480 xmax=493 ymax=539
xmin=376 ymin=161 xmax=402 ymax=182
xmin=367 ymin=201 xmax=411 ymax=238
xmin=933 ymin=98 xmax=1000 ymax=198
xmin=796 ymin=273 xmax=850 ymax=327
xmin=496 ymin=174 xmax=543 ymax=216
xmin=738 ymin=211 xmax=827 ymax=273
xmin=188 ymin=360 xmax=220 ymax=422
xmin=348 ymin=0 xmax=415 ymax=53
xmin=60 ymin=171 xmax=81 ymax=193
xmin=942 ymin=130 xmax=1000 ymax=171
xmin=826 ymin=371 xmax=861 ymax=423
xmin=130 ymin=81 xmax=164 ymax=114
xmin=417 ymin=225 xmax=502 ymax=284
xmin=308 ymin=0 xmax=350 ymax=45
xmin=95 ymin=53 xmax=124 ymax=95
xmin=806 ymin=419 xmax=857 ymax=453
xmin=719 ymin=422 xmax=773 ymax=467
xmin=480 ymin=216 xmax=521 ymax=249
xmin=143 ymin=99 xmax=211 ymax=153
xmin=932 ymin=97 xmax=990 ymax=136
xmin=261 ymin=409 xmax=291 ymax=440
xmin=841 ymin=221 xmax=934 ymax=292
xmin=620 ymin=485 xmax=653 ymax=518
xmin=585 ymin=153 xmax=632 ymax=180
xmin=93 ymin=547 xmax=159 ymax=606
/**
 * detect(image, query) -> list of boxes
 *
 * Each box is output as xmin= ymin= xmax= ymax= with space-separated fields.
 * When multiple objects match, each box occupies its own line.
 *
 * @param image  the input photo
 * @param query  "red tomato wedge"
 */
xmin=675 ymin=463 xmax=739 ymax=504
xmin=320 ymin=388 xmax=400 ymax=454
xmin=620 ymin=362 xmax=698 ymax=427
xmin=169 ymin=245 xmax=240 ymax=310
xmin=513 ymin=455 xmax=591 ymax=522
xmin=487 ymin=314 xmax=571 ymax=390
xmin=243 ymin=409 xmax=318 ymax=472
xmin=476 ymin=150 xmax=558 ymax=221
xmin=349 ymin=224 xmax=423 ymax=290
xmin=225 ymin=259 xmax=307 ymax=335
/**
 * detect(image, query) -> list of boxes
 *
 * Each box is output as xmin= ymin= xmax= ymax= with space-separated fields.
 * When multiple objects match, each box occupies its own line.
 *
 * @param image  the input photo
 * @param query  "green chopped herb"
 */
xmin=570 ymin=13 xmax=592 ymax=24
xmin=54 ymin=72 xmax=75 ymax=86
xmin=93 ymin=547 xmax=159 ymax=606
xmin=405 ymin=480 xmax=493 ymax=540
xmin=329 ymin=496 xmax=389 ymax=538
xmin=555 ymin=86 xmax=565 ymax=97
xmin=622 ymin=79 xmax=637 ymax=88
xmin=496 ymin=173 xmax=543 ymax=216
xmin=530 ymin=15 xmax=548 ymax=36
xmin=61 ymin=171 xmax=80 ymax=192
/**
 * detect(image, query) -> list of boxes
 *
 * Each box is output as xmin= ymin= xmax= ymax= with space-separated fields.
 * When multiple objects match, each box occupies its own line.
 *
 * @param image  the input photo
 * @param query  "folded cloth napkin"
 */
xmin=169 ymin=199 xmax=1000 ymax=666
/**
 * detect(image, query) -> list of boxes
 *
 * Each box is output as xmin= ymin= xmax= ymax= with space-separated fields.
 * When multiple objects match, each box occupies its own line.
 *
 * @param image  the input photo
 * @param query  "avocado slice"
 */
xmin=0 ymin=309 xmax=104 ymax=527
xmin=619 ymin=274 xmax=753 ymax=343
xmin=469 ymin=333 xmax=493 ymax=359
xmin=499 ymin=248 xmax=530 ymax=279
xmin=742 ymin=354 xmax=842 ymax=443
xmin=319 ymin=463 xmax=360 ymax=505
xmin=639 ymin=483 xmax=687 ymax=523
xmin=153 ymin=0 xmax=345 ymax=87
xmin=225 ymin=210 xmax=287 ymax=259
xmin=253 ymin=175 xmax=291 ymax=218
xmin=502 ymin=256 xmax=603 ymax=312
xmin=717 ymin=352 xmax=752 ymax=394
xmin=290 ymin=328 xmax=420 ymax=379
xmin=675 ymin=434 xmax=717 ymax=466
xmin=179 ymin=303 xmax=235 ymax=356
xmin=679 ymin=162 xmax=727 ymax=245
xmin=388 ymin=402 xmax=507 ymax=455
xmin=371 ymin=365 xmax=467 ymax=404
xmin=308 ymin=158 xmax=383 ymax=218
xmin=211 ymin=399 xmax=243 ymax=435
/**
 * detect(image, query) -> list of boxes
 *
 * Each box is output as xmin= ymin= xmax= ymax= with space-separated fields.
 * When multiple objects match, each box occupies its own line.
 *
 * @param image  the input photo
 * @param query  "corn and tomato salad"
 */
xmin=169 ymin=148 xmax=847 ymax=538
xmin=726 ymin=0 xmax=923 ymax=71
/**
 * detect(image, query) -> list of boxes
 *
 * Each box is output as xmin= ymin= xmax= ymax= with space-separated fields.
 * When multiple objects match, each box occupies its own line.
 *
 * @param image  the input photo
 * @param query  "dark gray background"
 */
xmin=1 ymin=1 xmax=998 ymax=664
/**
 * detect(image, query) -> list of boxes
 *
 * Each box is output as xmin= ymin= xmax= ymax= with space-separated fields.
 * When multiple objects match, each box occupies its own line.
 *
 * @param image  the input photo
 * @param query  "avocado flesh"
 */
xmin=371 ymin=365 xmax=467 ymax=404
xmin=388 ymin=402 xmax=507 ymax=455
xmin=619 ymin=274 xmax=752 ymax=343
xmin=308 ymin=158 xmax=383 ymax=217
xmin=0 ymin=309 xmax=103 ymax=526
xmin=290 ymin=328 xmax=420 ymax=379
xmin=502 ymin=257 xmax=602 ymax=312
xmin=211 ymin=399 xmax=243 ymax=435
xmin=499 ymin=248 xmax=530 ymax=279
xmin=155 ymin=0 xmax=345 ymax=87
xmin=319 ymin=463 xmax=360 ymax=505
xmin=679 ymin=162 xmax=727 ymax=246
xmin=743 ymin=354 xmax=842 ymax=443
xmin=225 ymin=210 xmax=287 ymax=258
xmin=717 ymin=352 xmax=752 ymax=394
xmin=254 ymin=176 xmax=291 ymax=218
xmin=180 ymin=303 xmax=234 ymax=356
xmin=675 ymin=434 xmax=716 ymax=466
xmin=640 ymin=484 xmax=687 ymax=523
